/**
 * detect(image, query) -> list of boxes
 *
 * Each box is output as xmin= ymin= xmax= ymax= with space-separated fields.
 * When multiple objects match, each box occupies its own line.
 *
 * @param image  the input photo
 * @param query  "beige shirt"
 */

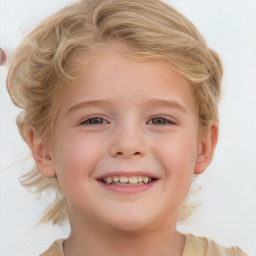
xmin=40 ymin=234 xmax=248 ymax=256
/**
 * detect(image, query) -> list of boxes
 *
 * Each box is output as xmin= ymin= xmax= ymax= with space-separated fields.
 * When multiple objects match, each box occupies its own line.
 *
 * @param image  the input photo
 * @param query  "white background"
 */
xmin=0 ymin=0 xmax=256 ymax=255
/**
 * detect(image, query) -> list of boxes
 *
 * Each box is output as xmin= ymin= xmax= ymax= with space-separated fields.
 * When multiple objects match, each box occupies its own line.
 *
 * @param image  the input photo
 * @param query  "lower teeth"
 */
xmin=113 ymin=182 xmax=144 ymax=185
xmin=102 ymin=180 xmax=152 ymax=185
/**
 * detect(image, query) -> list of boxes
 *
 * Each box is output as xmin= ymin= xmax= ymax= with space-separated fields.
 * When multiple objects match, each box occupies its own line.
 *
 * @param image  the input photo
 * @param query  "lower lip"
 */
xmin=97 ymin=180 xmax=156 ymax=194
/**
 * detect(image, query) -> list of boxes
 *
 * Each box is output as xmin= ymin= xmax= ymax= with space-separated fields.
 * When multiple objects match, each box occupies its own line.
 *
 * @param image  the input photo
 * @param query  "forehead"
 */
xmin=58 ymin=42 xmax=197 ymax=115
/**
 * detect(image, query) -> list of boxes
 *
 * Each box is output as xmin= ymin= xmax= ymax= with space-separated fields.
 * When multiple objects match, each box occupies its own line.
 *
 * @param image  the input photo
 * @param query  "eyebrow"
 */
xmin=66 ymin=98 xmax=188 ymax=115
xmin=66 ymin=100 xmax=111 ymax=115
xmin=144 ymin=99 xmax=188 ymax=113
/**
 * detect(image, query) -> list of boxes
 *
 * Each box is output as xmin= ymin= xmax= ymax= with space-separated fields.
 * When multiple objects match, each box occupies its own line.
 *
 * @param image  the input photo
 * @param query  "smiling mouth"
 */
xmin=101 ymin=175 xmax=157 ymax=185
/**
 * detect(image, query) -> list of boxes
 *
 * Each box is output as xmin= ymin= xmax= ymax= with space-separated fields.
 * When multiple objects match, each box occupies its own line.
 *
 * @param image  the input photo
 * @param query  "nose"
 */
xmin=109 ymin=123 xmax=147 ymax=159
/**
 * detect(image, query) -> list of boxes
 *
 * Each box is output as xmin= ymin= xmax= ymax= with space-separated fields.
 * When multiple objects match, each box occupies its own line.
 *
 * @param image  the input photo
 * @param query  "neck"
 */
xmin=63 ymin=211 xmax=185 ymax=256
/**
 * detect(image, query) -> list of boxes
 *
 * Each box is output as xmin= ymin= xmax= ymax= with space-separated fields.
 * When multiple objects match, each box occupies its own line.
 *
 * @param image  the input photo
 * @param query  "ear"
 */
xmin=194 ymin=124 xmax=218 ymax=174
xmin=26 ymin=129 xmax=56 ymax=178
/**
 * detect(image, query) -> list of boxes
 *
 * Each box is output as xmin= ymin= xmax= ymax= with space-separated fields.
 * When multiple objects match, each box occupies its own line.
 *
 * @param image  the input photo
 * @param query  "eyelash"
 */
xmin=80 ymin=117 xmax=108 ymax=125
xmin=147 ymin=117 xmax=177 ymax=125
xmin=79 ymin=116 xmax=177 ymax=126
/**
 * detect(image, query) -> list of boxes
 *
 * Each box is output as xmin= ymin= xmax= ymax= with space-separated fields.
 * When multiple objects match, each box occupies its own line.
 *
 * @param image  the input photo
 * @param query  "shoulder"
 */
xmin=40 ymin=239 xmax=64 ymax=256
xmin=182 ymin=234 xmax=248 ymax=256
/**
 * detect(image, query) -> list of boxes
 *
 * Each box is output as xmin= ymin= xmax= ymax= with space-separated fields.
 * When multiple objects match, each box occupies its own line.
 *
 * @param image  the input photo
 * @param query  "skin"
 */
xmin=0 ymin=48 xmax=7 ymax=65
xmin=30 ymin=42 xmax=218 ymax=256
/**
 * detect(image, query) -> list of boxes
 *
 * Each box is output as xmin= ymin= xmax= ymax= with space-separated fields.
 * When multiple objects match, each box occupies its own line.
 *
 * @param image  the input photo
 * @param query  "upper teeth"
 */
xmin=102 ymin=176 xmax=152 ymax=185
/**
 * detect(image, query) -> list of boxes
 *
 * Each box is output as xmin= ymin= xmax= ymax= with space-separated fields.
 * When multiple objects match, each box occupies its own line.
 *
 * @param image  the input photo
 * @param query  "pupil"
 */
xmin=153 ymin=118 xmax=165 ymax=124
xmin=90 ymin=118 xmax=102 ymax=124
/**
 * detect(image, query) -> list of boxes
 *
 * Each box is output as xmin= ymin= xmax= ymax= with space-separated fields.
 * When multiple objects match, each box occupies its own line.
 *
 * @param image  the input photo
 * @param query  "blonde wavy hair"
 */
xmin=7 ymin=0 xmax=223 ymax=225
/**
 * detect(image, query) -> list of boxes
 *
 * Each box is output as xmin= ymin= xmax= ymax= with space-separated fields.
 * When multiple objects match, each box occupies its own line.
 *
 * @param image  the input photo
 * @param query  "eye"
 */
xmin=80 ymin=117 xmax=108 ymax=125
xmin=147 ymin=117 xmax=176 ymax=125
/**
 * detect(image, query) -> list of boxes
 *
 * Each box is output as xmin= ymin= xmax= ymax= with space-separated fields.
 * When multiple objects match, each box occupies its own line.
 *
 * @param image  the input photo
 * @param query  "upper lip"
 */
xmin=95 ymin=171 xmax=159 ymax=180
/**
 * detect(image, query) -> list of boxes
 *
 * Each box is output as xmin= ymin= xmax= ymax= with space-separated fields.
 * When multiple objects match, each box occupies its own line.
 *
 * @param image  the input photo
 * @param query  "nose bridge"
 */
xmin=109 ymin=121 xmax=146 ymax=158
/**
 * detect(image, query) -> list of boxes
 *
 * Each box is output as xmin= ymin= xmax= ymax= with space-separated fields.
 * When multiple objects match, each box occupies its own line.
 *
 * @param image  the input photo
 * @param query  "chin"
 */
xmin=102 ymin=211 xmax=158 ymax=233
xmin=109 ymin=221 xmax=149 ymax=233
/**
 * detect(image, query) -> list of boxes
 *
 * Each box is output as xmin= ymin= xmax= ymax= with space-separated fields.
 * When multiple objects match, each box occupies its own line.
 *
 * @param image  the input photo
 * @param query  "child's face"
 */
xmin=38 ymin=43 xmax=216 ymax=231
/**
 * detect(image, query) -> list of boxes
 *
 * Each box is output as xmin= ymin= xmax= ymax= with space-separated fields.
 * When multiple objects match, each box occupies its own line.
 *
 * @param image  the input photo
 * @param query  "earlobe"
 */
xmin=26 ymin=129 xmax=56 ymax=178
xmin=194 ymin=124 xmax=218 ymax=174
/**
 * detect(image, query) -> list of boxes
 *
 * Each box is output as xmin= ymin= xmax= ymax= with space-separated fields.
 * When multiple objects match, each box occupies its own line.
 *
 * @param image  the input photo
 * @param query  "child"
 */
xmin=6 ymin=0 xmax=248 ymax=255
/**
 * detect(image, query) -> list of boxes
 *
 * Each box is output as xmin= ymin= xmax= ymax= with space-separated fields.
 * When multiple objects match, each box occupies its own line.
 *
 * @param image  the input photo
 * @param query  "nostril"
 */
xmin=115 ymin=151 xmax=141 ymax=157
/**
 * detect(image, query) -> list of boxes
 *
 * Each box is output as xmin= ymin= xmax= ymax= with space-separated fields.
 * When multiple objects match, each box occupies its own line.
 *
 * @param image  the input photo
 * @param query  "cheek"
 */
xmin=52 ymin=135 xmax=102 ymax=205
xmin=53 ymin=134 xmax=103 ymax=181
xmin=154 ymin=133 xmax=197 ymax=177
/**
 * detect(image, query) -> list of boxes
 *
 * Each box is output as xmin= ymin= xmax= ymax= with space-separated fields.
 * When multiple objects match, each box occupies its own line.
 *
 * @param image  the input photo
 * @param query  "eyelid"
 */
xmin=147 ymin=115 xmax=178 ymax=125
xmin=79 ymin=115 xmax=110 ymax=125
